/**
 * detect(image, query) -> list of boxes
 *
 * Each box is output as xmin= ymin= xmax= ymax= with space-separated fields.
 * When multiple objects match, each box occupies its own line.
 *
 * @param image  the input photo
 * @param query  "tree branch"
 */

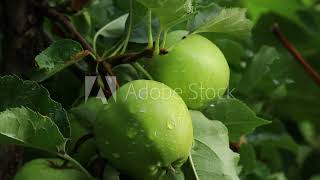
xmin=106 ymin=48 xmax=154 ymax=66
xmin=36 ymin=3 xmax=93 ymax=52
xmin=272 ymin=23 xmax=320 ymax=85
xmin=105 ymin=48 xmax=169 ymax=67
xmin=34 ymin=2 xmax=118 ymax=87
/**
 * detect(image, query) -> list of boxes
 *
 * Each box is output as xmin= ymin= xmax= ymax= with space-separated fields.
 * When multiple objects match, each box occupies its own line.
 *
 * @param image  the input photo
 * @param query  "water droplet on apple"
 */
xmin=167 ymin=121 xmax=175 ymax=129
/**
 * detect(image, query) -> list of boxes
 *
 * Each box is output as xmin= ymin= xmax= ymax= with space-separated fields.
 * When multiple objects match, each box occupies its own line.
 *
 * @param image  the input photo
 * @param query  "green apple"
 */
xmin=68 ymin=114 xmax=96 ymax=166
xmin=68 ymin=98 xmax=105 ymax=166
xmin=148 ymin=31 xmax=230 ymax=110
xmin=70 ymin=97 xmax=105 ymax=127
xmin=94 ymin=80 xmax=193 ymax=180
xmin=14 ymin=158 xmax=90 ymax=180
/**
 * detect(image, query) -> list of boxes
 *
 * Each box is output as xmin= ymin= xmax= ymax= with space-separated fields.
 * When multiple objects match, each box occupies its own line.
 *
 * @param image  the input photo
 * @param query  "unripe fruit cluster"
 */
xmin=14 ymin=32 xmax=229 ymax=180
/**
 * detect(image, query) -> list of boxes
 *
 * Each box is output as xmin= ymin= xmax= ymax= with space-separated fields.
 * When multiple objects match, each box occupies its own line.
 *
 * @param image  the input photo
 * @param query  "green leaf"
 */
xmin=248 ymin=121 xmax=299 ymax=154
xmin=133 ymin=0 xmax=170 ymax=8
xmin=93 ymin=14 xmax=128 ymax=49
xmin=31 ymin=39 xmax=88 ymax=82
xmin=87 ymin=0 xmax=125 ymax=29
xmin=239 ymin=144 xmax=257 ymax=174
xmin=243 ymin=0 xmax=302 ymax=23
xmin=204 ymin=98 xmax=270 ymax=142
xmin=129 ymin=0 xmax=152 ymax=43
xmin=299 ymin=121 xmax=320 ymax=149
xmin=130 ymin=0 xmax=149 ymax=26
xmin=41 ymin=69 xmax=82 ymax=109
xmin=311 ymin=175 xmax=320 ymax=180
xmin=136 ymin=0 xmax=193 ymax=28
xmin=301 ymin=150 xmax=320 ymax=180
xmin=192 ymin=7 xmax=253 ymax=39
xmin=112 ymin=64 xmax=140 ymax=85
xmin=188 ymin=110 xmax=240 ymax=180
xmin=214 ymin=39 xmax=247 ymax=69
xmin=247 ymin=15 xmax=320 ymax=124
xmin=0 ymin=75 xmax=70 ymax=137
xmin=238 ymin=46 xmax=280 ymax=94
xmin=114 ymin=0 xmax=155 ymax=43
xmin=71 ymin=12 xmax=92 ymax=39
xmin=0 ymin=107 xmax=67 ymax=154
xmin=240 ymin=161 xmax=286 ymax=180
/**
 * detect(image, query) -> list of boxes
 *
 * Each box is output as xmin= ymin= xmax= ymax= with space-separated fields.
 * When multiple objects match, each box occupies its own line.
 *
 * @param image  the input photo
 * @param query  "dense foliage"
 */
xmin=0 ymin=0 xmax=320 ymax=180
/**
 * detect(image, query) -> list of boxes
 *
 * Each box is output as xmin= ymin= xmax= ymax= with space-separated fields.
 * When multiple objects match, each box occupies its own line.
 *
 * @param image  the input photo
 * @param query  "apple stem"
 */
xmin=109 ymin=40 xmax=125 ymax=57
xmin=154 ymin=28 xmax=163 ymax=56
xmin=70 ymin=133 xmax=95 ymax=156
xmin=272 ymin=23 xmax=320 ymax=85
xmin=167 ymin=165 xmax=176 ymax=174
xmin=147 ymin=10 xmax=154 ymax=49
xmin=101 ymin=39 xmax=124 ymax=58
xmin=120 ymin=0 xmax=133 ymax=55
xmin=161 ymin=29 xmax=168 ymax=49
xmin=61 ymin=154 xmax=94 ymax=178
xmin=133 ymin=62 xmax=154 ymax=80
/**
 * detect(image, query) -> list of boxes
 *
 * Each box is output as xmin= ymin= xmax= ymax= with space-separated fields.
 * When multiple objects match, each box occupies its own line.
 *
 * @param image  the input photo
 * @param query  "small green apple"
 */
xmin=68 ymin=114 xmax=96 ymax=166
xmin=94 ymin=80 xmax=193 ymax=180
xmin=14 ymin=158 xmax=90 ymax=180
xmin=68 ymin=98 xmax=105 ymax=166
xmin=148 ymin=31 xmax=230 ymax=110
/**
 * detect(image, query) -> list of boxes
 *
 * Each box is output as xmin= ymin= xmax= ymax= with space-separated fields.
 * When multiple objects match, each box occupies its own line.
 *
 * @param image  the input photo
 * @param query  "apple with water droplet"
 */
xmin=148 ymin=31 xmax=230 ymax=110
xmin=94 ymin=80 xmax=193 ymax=180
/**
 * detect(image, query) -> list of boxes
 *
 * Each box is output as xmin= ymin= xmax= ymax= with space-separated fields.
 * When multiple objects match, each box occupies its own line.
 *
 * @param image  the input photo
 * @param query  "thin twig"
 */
xmin=105 ymin=48 xmax=169 ymax=67
xmin=37 ymin=4 xmax=93 ymax=52
xmin=106 ymin=48 xmax=154 ymax=66
xmin=272 ymin=23 xmax=320 ymax=85
xmin=147 ymin=10 xmax=153 ymax=48
xmin=61 ymin=133 xmax=94 ymax=168
xmin=71 ymin=133 xmax=95 ymax=156
xmin=35 ymin=2 xmax=119 ymax=87
xmin=100 ymin=61 xmax=120 ymax=89
xmin=120 ymin=0 xmax=133 ymax=54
